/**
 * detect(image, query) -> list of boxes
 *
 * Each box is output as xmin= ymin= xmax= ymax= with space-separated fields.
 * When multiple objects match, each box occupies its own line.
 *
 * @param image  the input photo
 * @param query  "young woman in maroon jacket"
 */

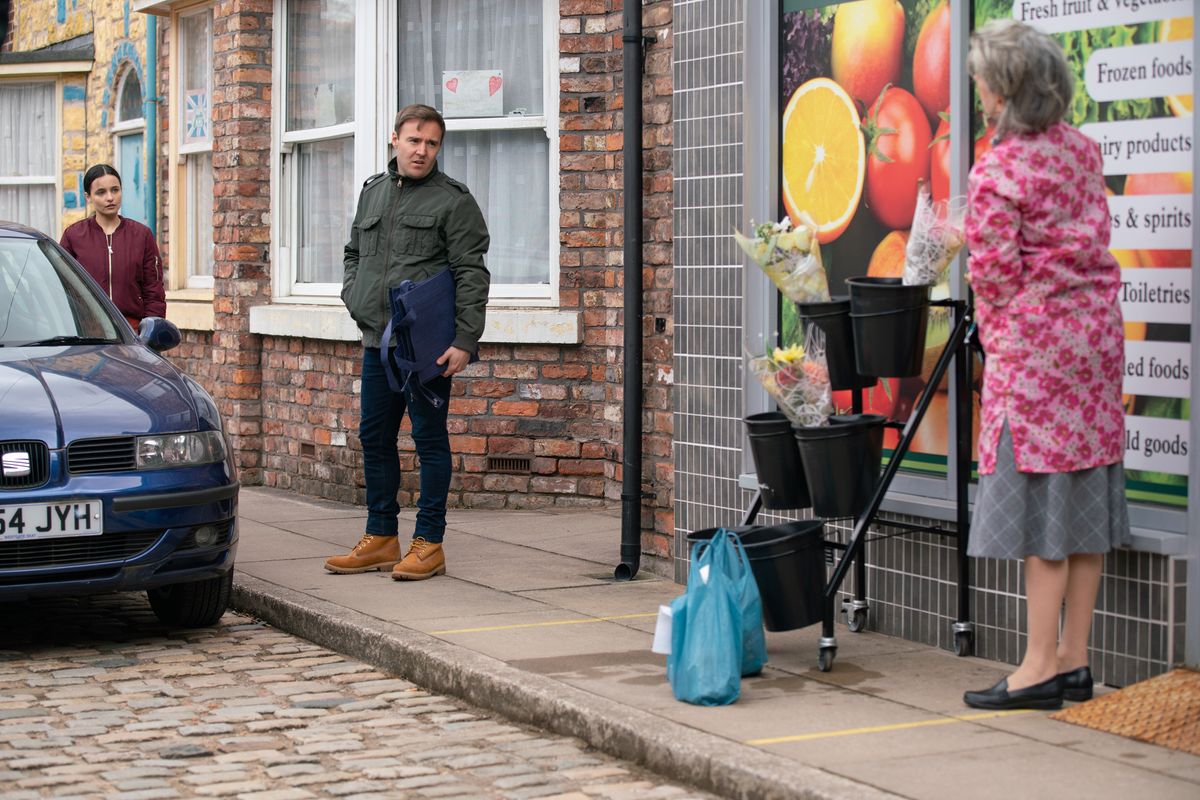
xmin=60 ymin=164 xmax=166 ymax=330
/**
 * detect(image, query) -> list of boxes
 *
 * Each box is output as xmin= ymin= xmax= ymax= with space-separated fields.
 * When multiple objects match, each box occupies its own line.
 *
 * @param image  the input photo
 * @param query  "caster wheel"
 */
xmin=954 ymin=631 xmax=974 ymax=657
xmin=818 ymin=647 xmax=837 ymax=672
xmin=848 ymin=608 xmax=868 ymax=633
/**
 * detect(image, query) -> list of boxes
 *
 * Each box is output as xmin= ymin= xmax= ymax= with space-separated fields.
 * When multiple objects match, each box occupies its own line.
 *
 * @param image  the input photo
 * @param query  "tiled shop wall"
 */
xmin=671 ymin=0 xmax=749 ymax=582
xmin=669 ymin=0 xmax=1179 ymax=687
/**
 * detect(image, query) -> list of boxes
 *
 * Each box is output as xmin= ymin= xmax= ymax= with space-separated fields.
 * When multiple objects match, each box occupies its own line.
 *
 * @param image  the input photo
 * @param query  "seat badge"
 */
xmin=1 ymin=452 xmax=31 ymax=478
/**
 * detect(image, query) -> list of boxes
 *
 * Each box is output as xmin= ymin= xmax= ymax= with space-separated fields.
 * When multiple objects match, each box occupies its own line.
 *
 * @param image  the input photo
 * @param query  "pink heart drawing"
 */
xmin=445 ymin=77 xmax=459 ymax=93
xmin=488 ymin=75 xmax=502 ymax=96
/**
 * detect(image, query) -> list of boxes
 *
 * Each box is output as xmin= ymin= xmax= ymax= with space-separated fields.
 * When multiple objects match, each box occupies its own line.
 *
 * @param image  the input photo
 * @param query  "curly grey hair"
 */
xmin=967 ymin=19 xmax=1073 ymax=140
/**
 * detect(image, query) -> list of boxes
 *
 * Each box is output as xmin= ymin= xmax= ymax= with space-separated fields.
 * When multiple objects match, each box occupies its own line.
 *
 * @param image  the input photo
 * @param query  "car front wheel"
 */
xmin=147 ymin=571 xmax=233 ymax=628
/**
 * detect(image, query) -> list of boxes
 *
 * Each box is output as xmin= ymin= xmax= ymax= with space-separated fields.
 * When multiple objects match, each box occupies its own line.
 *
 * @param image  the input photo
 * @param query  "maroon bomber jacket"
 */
xmin=60 ymin=216 xmax=166 ymax=323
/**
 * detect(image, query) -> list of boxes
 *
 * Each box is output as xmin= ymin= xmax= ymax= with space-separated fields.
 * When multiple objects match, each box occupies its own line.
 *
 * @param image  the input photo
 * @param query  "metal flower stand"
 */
xmin=742 ymin=297 xmax=978 ymax=671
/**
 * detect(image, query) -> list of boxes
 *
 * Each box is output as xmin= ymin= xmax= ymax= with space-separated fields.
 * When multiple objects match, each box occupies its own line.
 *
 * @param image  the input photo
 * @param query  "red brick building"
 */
xmin=130 ymin=0 xmax=677 ymax=573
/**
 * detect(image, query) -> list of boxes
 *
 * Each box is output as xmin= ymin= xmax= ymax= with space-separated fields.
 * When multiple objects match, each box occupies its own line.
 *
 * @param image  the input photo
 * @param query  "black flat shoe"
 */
xmin=1058 ymin=666 xmax=1093 ymax=701
xmin=963 ymin=674 xmax=1064 ymax=710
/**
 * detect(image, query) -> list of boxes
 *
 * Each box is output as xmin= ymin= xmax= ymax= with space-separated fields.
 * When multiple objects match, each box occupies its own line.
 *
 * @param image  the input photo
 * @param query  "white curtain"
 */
xmin=186 ymin=152 xmax=214 ymax=281
xmin=0 ymin=82 xmax=56 ymax=236
xmin=397 ymin=0 xmax=549 ymax=286
xmin=286 ymin=0 xmax=356 ymax=131
xmin=296 ymin=137 xmax=355 ymax=284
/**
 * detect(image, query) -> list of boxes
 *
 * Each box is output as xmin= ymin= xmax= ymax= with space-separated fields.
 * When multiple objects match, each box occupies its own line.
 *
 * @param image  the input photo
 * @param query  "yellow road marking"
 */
xmin=430 ymin=612 xmax=658 ymax=635
xmin=745 ymin=709 xmax=1035 ymax=745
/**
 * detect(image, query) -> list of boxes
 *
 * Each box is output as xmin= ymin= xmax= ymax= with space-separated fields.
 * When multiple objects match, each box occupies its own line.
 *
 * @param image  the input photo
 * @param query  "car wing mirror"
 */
xmin=138 ymin=317 xmax=182 ymax=352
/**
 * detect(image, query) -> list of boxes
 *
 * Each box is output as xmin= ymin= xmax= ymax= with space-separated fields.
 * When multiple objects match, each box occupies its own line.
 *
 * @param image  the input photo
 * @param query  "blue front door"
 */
xmin=118 ymin=133 xmax=147 ymax=225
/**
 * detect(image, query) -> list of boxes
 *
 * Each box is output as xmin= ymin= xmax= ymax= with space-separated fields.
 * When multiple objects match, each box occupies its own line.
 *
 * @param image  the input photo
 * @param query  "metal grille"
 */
xmin=0 ymin=441 xmax=50 ymax=490
xmin=487 ymin=456 xmax=532 ymax=474
xmin=67 ymin=437 xmax=137 ymax=474
xmin=0 ymin=531 xmax=159 ymax=572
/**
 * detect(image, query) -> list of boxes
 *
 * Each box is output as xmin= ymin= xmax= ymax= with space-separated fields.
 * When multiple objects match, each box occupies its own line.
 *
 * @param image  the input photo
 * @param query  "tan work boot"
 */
xmin=391 ymin=537 xmax=445 ymax=581
xmin=324 ymin=534 xmax=401 ymax=574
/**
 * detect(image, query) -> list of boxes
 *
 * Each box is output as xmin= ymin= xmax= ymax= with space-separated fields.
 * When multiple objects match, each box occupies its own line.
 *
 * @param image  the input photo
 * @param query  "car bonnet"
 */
xmin=0 ymin=344 xmax=199 ymax=446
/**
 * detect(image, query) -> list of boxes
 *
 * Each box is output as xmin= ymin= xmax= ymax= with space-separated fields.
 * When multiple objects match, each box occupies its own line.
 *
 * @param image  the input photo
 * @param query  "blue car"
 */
xmin=0 ymin=221 xmax=238 ymax=626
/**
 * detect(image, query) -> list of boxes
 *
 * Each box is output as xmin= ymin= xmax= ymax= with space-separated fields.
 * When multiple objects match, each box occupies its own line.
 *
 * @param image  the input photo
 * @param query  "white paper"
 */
xmin=442 ymin=70 xmax=503 ymax=118
xmin=651 ymin=604 xmax=673 ymax=655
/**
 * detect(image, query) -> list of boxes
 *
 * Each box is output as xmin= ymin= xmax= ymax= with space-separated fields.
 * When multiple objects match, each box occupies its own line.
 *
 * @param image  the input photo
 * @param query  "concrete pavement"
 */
xmin=232 ymin=487 xmax=1200 ymax=800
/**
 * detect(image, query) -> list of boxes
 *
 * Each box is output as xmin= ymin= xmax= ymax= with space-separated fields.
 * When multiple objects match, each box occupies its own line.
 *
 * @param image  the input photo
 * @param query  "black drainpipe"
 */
xmin=614 ymin=9 xmax=652 ymax=582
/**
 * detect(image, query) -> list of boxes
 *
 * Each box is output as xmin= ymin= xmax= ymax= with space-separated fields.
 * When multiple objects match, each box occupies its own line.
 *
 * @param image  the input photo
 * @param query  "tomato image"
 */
xmin=913 ymin=1 xmax=950 ymax=122
xmin=862 ymin=86 xmax=932 ymax=229
xmin=831 ymin=0 xmax=905 ymax=109
xmin=973 ymin=123 xmax=995 ymax=163
xmin=930 ymin=111 xmax=950 ymax=203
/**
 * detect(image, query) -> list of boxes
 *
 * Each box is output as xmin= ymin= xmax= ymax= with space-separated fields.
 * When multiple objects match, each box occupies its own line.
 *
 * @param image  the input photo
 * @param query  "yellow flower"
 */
xmin=772 ymin=344 xmax=805 ymax=365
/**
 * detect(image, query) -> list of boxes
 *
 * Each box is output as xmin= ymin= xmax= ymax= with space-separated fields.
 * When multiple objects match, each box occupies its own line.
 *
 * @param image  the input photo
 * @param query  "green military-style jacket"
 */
xmin=342 ymin=159 xmax=490 ymax=352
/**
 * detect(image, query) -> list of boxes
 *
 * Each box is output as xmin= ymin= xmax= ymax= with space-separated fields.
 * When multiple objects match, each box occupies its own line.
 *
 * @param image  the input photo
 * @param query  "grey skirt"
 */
xmin=968 ymin=423 xmax=1131 ymax=560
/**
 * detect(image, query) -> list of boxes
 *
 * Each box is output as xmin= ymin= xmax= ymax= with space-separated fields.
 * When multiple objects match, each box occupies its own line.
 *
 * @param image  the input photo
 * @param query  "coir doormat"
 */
xmin=1050 ymin=668 xmax=1200 ymax=756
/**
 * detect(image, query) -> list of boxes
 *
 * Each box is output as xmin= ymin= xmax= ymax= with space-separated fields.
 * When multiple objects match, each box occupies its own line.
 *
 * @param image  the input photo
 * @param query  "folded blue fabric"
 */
xmin=380 ymin=268 xmax=476 ymax=408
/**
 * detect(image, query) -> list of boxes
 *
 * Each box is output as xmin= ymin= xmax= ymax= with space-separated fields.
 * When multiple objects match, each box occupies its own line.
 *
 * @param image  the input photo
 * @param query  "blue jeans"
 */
xmin=359 ymin=348 xmax=452 ymax=542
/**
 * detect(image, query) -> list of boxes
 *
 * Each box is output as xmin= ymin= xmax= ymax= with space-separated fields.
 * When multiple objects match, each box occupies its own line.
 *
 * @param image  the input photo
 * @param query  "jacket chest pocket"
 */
xmin=399 ymin=214 xmax=439 ymax=256
xmin=357 ymin=215 xmax=382 ymax=256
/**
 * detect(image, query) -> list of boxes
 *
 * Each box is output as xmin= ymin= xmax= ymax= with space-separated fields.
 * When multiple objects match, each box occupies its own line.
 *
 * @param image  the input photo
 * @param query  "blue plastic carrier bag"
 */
xmin=726 ymin=532 xmax=768 ymax=677
xmin=666 ymin=532 xmax=744 ymax=706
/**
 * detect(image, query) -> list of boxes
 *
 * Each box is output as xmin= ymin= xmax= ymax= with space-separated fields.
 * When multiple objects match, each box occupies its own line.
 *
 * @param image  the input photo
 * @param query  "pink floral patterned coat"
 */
xmin=966 ymin=122 xmax=1125 ymax=475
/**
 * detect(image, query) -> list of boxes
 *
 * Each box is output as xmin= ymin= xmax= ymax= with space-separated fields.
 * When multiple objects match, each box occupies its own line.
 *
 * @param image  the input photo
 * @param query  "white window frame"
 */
xmin=272 ymin=0 xmax=382 ymax=303
xmin=173 ymin=4 xmax=216 ymax=290
xmin=0 ymin=78 xmax=61 ymax=235
xmin=255 ymin=0 xmax=580 ymax=343
xmin=112 ymin=68 xmax=146 ymax=140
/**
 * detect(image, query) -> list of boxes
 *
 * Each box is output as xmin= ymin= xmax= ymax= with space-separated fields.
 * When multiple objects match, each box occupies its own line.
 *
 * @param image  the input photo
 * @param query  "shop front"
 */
xmin=672 ymin=0 xmax=1196 ymax=685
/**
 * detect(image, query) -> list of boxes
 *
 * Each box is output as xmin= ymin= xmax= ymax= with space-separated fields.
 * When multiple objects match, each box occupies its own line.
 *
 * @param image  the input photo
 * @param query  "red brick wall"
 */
xmin=209 ymin=0 xmax=272 ymax=483
xmin=156 ymin=17 xmax=172 ymax=283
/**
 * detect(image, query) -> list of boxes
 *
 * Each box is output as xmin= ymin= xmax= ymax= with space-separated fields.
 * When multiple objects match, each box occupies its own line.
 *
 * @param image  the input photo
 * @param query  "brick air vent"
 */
xmin=487 ymin=456 xmax=532 ymax=474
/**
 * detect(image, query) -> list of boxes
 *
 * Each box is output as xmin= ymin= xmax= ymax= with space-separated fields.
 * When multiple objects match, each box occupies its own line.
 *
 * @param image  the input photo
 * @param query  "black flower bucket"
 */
xmin=687 ymin=521 xmax=826 ymax=631
xmin=845 ymin=277 xmax=932 ymax=377
xmin=793 ymin=413 xmax=886 ymax=519
xmin=795 ymin=295 xmax=875 ymax=391
xmin=744 ymin=412 xmax=811 ymax=510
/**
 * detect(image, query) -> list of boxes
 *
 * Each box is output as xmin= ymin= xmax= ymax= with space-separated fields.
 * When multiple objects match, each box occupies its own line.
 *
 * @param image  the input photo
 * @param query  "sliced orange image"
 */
xmin=1160 ymin=17 xmax=1193 ymax=117
xmin=782 ymin=77 xmax=866 ymax=244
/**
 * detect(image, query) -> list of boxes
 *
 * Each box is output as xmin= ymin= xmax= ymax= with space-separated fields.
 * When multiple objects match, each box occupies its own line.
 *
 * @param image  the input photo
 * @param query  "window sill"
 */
xmin=165 ymin=288 xmax=214 ymax=332
xmin=248 ymin=304 xmax=582 ymax=345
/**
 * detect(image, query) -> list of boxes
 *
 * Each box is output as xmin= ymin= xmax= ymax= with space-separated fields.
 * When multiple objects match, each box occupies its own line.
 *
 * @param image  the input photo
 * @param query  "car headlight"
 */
xmin=136 ymin=431 xmax=227 ymax=468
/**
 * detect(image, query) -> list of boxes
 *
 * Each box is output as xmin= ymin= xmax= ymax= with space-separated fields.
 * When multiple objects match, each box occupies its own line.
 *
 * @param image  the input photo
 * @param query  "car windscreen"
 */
xmin=0 ymin=238 xmax=123 ymax=346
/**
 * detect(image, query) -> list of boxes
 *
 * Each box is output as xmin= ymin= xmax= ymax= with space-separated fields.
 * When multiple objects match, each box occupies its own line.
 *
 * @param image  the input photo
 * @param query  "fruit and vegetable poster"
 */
xmin=779 ymin=0 xmax=968 ymax=475
xmin=975 ymin=0 xmax=1193 ymax=507
xmin=777 ymin=0 xmax=1194 ymax=508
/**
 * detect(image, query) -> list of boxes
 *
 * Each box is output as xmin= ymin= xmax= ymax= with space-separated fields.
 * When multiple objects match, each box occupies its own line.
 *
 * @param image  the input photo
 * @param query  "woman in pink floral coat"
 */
xmin=962 ymin=20 xmax=1130 ymax=712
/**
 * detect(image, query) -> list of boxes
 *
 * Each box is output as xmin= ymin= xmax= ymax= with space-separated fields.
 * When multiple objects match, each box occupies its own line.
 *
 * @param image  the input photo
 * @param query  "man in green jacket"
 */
xmin=325 ymin=103 xmax=489 ymax=581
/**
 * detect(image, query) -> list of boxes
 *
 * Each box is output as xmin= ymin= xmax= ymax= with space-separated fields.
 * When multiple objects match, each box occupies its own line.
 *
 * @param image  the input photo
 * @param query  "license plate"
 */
xmin=0 ymin=501 xmax=103 ymax=541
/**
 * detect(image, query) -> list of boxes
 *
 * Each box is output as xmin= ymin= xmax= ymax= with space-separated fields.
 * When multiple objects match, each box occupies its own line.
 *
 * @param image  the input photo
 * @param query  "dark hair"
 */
xmin=83 ymin=164 xmax=122 ymax=195
xmin=394 ymin=104 xmax=445 ymax=137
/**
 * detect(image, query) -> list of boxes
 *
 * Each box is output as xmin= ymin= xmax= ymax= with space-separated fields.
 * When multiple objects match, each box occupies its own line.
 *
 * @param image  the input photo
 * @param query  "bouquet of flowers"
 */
xmin=747 ymin=327 xmax=834 ymax=427
xmin=733 ymin=214 xmax=830 ymax=303
xmin=903 ymin=184 xmax=967 ymax=287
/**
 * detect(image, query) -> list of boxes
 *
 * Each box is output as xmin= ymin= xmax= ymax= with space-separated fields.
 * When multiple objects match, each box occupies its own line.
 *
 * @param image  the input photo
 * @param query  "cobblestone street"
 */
xmin=0 ymin=594 xmax=714 ymax=800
